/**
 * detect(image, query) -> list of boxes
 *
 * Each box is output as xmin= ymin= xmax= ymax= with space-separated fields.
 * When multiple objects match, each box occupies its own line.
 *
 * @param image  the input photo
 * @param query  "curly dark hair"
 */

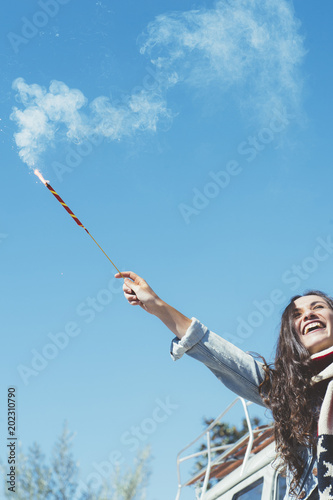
xmin=258 ymin=290 xmax=333 ymax=495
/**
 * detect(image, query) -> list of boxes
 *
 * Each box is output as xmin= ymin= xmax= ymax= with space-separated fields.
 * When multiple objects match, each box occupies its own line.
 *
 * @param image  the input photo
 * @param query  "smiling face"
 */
xmin=293 ymin=295 xmax=333 ymax=355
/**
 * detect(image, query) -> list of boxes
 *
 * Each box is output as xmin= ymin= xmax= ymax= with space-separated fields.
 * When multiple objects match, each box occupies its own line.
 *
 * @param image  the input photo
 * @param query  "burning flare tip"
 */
xmin=34 ymin=169 xmax=48 ymax=185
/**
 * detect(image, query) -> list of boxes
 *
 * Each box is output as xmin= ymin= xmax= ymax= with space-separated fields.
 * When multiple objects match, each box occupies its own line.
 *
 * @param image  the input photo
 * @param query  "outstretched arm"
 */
xmin=115 ymin=271 xmax=266 ymax=406
xmin=114 ymin=271 xmax=192 ymax=339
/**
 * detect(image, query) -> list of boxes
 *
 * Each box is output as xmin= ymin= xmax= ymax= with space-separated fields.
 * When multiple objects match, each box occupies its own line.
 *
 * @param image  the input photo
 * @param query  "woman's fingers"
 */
xmin=120 ymin=274 xmax=141 ymax=304
xmin=115 ymin=271 xmax=139 ymax=281
xmin=126 ymin=295 xmax=142 ymax=306
xmin=130 ymin=300 xmax=141 ymax=306
xmin=117 ymin=271 xmax=147 ymax=297
xmin=123 ymin=282 xmax=134 ymax=294
xmin=115 ymin=271 xmax=159 ymax=315
xmin=115 ymin=271 xmax=145 ymax=287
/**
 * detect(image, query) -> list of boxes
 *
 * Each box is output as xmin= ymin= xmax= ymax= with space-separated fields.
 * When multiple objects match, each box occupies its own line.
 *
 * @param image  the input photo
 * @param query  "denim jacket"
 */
xmin=170 ymin=317 xmax=318 ymax=500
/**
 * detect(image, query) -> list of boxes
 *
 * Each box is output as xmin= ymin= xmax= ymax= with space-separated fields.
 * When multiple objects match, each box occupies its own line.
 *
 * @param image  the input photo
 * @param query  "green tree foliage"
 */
xmin=1 ymin=422 xmax=150 ymax=500
xmin=111 ymin=448 xmax=150 ymax=500
xmin=5 ymin=442 xmax=53 ymax=500
xmin=50 ymin=421 xmax=78 ymax=500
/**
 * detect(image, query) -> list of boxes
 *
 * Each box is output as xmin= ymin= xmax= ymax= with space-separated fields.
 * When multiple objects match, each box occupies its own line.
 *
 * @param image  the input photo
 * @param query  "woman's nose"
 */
xmin=303 ymin=309 xmax=317 ymax=321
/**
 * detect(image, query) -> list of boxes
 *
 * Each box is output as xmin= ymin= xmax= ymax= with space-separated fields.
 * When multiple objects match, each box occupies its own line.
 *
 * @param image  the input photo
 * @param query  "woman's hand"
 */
xmin=115 ymin=271 xmax=192 ymax=338
xmin=114 ymin=271 xmax=163 ymax=315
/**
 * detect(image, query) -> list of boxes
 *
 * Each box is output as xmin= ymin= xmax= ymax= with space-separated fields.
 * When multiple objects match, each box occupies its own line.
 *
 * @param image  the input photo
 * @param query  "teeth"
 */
xmin=304 ymin=322 xmax=324 ymax=335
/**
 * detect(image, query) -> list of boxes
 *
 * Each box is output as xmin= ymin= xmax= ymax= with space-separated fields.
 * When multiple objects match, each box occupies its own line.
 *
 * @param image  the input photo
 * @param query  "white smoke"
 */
xmin=10 ymin=78 xmax=171 ymax=167
xmin=140 ymin=0 xmax=306 ymax=121
xmin=11 ymin=0 xmax=305 ymax=167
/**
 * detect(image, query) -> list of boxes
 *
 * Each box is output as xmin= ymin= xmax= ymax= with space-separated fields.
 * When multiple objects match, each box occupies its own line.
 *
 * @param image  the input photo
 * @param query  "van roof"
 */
xmin=175 ymin=397 xmax=276 ymax=500
xmin=187 ymin=425 xmax=275 ymax=486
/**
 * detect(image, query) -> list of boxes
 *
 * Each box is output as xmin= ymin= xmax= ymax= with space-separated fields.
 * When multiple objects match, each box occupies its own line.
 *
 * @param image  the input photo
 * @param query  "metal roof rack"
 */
xmin=175 ymin=397 xmax=274 ymax=500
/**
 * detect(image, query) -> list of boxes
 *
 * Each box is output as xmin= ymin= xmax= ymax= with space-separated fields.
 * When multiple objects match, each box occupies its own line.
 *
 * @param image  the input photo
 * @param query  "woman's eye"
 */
xmin=314 ymin=305 xmax=324 ymax=309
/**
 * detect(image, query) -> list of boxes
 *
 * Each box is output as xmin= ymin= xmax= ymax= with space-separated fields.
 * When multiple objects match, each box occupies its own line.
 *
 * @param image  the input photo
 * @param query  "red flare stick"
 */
xmin=34 ymin=169 xmax=124 ymax=278
xmin=45 ymin=182 xmax=89 ymax=233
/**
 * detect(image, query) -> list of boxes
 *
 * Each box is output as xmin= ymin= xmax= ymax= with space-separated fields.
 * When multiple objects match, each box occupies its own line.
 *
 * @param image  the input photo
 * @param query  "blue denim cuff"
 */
xmin=170 ymin=317 xmax=208 ymax=360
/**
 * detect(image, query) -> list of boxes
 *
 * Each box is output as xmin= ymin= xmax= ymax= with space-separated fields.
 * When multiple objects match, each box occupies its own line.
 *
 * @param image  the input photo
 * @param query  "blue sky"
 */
xmin=1 ymin=0 xmax=333 ymax=498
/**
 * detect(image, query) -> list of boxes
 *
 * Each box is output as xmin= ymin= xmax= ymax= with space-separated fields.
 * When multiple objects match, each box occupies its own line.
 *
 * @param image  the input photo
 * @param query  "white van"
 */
xmin=175 ymin=397 xmax=286 ymax=500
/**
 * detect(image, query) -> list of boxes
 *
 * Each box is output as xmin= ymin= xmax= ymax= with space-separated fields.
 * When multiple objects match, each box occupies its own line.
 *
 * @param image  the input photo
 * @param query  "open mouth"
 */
xmin=302 ymin=321 xmax=325 ymax=336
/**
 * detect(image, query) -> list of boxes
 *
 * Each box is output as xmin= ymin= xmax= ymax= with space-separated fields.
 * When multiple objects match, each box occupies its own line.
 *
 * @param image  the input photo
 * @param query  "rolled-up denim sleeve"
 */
xmin=170 ymin=317 xmax=267 ymax=407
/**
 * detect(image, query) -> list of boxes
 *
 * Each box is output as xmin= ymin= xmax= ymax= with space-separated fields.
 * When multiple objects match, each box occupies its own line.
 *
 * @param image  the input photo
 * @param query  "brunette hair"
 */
xmin=259 ymin=290 xmax=333 ymax=494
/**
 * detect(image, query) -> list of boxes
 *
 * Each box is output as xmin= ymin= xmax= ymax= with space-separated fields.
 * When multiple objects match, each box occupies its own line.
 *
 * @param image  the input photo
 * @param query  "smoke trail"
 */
xmin=10 ymin=78 xmax=171 ymax=167
xmin=11 ymin=0 xmax=305 ymax=167
xmin=140 ymin=0 xmax=306 ymax=121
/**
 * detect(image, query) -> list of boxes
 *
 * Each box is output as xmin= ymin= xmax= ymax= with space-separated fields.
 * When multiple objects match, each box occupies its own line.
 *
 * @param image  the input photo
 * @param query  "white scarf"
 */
xmin=311 ymin=346 xmax=333 ymax=499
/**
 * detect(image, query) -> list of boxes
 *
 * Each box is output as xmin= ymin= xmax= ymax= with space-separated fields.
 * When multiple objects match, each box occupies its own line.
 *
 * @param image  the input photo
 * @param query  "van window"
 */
xmin=232 ymin=478 xmax=263 ymax=499
xmin=276 ymin=474 xmax=287 ymax=500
